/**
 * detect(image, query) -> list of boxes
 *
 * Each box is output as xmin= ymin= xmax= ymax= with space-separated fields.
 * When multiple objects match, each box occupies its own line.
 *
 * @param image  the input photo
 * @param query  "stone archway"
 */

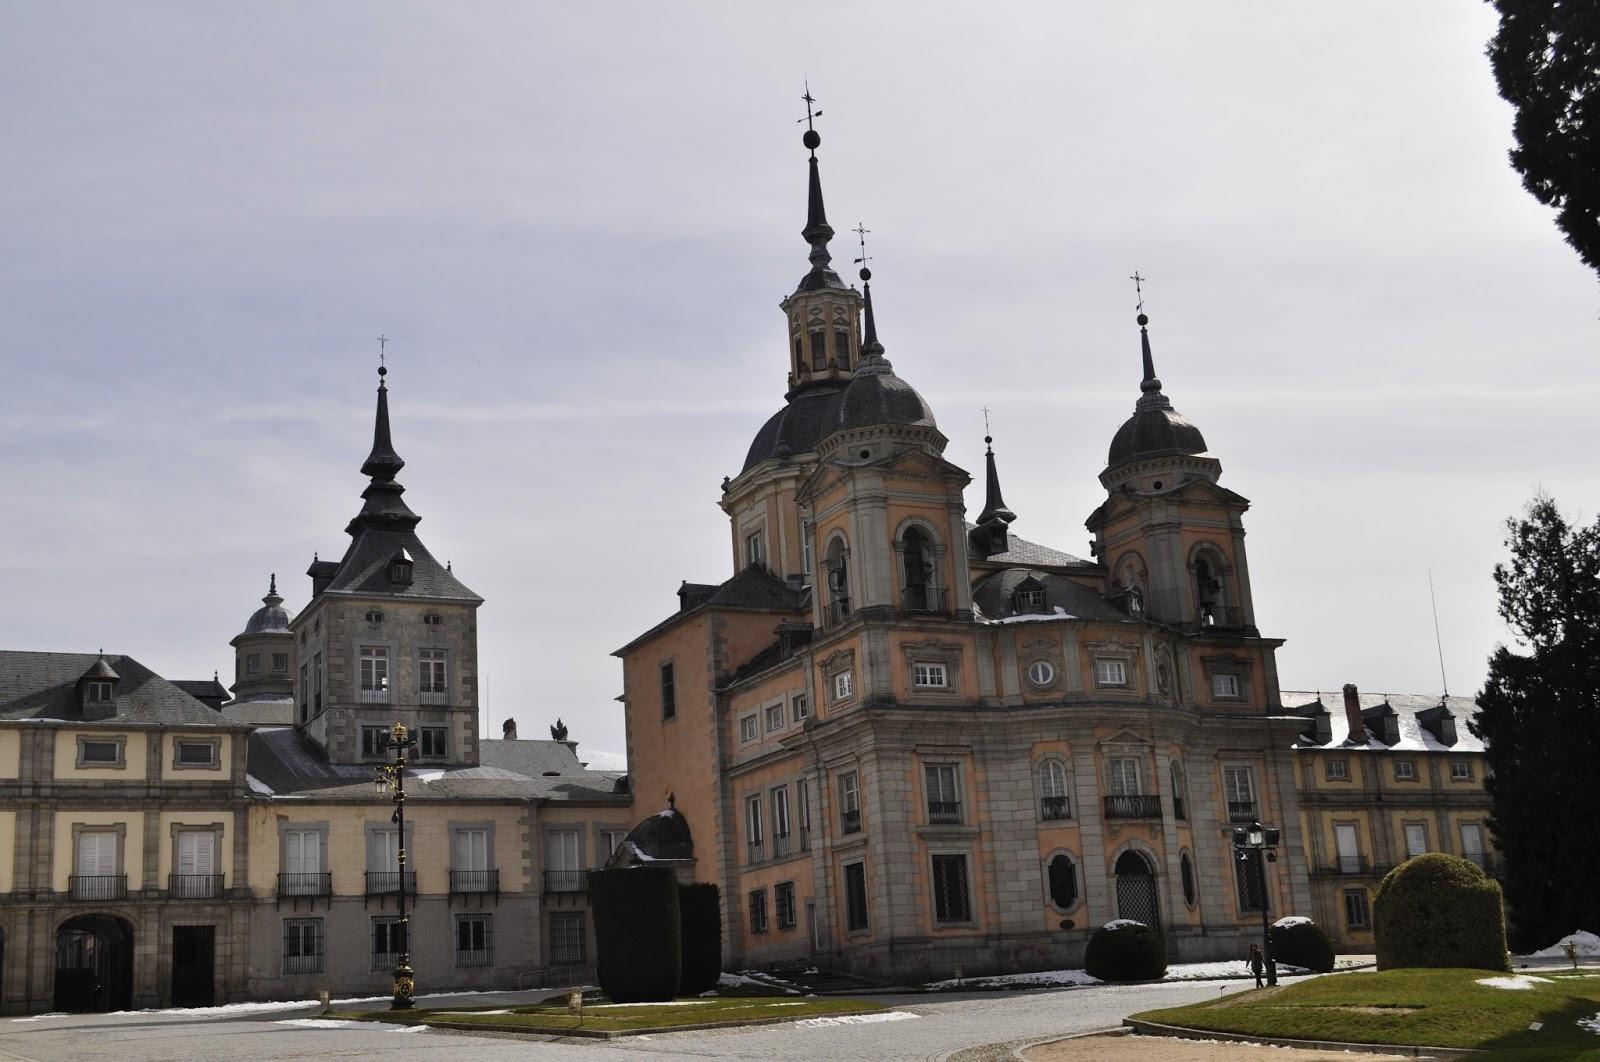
xmin=1114 ymin=850 xmax=1161 ymax=930
xmin=54 ymin=914 xmax=134 ymax=1013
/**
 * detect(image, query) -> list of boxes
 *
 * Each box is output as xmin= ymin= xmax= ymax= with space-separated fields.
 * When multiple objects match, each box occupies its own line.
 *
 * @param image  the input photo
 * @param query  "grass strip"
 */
xmin=331 ymin=995 xmax=886 ymax=1035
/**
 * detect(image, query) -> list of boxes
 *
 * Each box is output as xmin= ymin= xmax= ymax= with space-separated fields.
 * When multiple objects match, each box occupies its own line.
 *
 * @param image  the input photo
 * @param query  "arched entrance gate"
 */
xmin=55 ymin=915 xmax=134 ymax=1013
xmin=1114 ymin=850 xmax=1161 ymax=929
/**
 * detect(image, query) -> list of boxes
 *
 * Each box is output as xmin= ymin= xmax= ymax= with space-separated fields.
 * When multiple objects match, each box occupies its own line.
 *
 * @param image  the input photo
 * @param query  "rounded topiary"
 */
xmin=1269 ymin=917 xmax=1335 ymax=973
xmin=589 ymin=866 xmax=682 ymax=1002
xmin=1374 ymin=852 xmax=1509 ymax=972
xmin=677 ymin=881 xmax=723 ymax=995
xmin=1083 ymin=919 xmax=1167 ymax=982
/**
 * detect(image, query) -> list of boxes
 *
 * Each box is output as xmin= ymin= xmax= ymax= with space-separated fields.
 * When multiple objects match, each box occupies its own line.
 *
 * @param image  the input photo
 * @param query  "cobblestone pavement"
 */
xmin=0 ymin=978 xmax=1278 ymax=1062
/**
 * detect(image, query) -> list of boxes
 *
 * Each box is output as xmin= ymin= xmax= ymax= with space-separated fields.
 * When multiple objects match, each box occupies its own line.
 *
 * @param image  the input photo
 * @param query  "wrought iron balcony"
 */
xmin=773 ymin=833 xmax=792 ymax=858
xmin=927 ymin=801 xmax=963 ymax=825
xmin=277 ymin=871 xmax=331 ymax=899
xmin=1040 ymin=796 xmax=1071 ymax=821
xmin=68 ymin=874 xmax=126 ymax=901
xmin=1197 ymin=605 xmax=1245 ymax=628
xmin=841 ymin=809 xmax=862 ymax=835
xmin=449 ymin=869 xmax=499 ymax=896
xmin=825 ymin=599 xmax=852 ymax=626
xmin=746 ymin=841 xmax=765 ymax=865
xmin=168 ymin=873 xmax=224 ymax=899
xmin=799 ymin=827 xmax=812 ymax=852
xmin=902 ymin=585 xmax=947 ymax=613
xmin=1103 ymin=794 xmax=1162 ymax=820
xmin=543 ymin=870 xmax=586 ymax=894
xmin=364 ymin=870 xmax=417 ymax=896
xmin=1227 ymin=800 xmax=1259 ymax=823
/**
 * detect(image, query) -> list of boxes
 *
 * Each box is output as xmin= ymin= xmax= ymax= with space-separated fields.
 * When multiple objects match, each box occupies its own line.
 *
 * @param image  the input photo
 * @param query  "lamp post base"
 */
xmin=391 ymin=959 xmax=415 ymax=1010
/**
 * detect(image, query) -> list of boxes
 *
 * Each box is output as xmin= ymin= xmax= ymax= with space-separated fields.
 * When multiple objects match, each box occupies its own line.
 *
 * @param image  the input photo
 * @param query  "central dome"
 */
xmin=1107 ymin=405 xmax=1207 ymax=469
xmin=742 ymin=372 xmax=936 ymax=474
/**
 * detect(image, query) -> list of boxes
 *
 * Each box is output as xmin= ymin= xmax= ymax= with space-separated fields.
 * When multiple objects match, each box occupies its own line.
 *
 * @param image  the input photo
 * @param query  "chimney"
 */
xmin=1342 ymin=684 xmax=1364 ymax=744
xmin=502 ymin=718 xmax=517 ymax=741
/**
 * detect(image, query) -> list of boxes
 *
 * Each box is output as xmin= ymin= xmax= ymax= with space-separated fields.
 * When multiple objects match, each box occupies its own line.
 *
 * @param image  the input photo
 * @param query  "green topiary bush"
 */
xmin=1084 ymin=920 xmax=1167 ymax=982
xmin=1374 ymin=853 xmax=1509 ymax=972
xmin=589 ymin=866 xmax=682 ymax=1002
xmin=677 ymin=881 xmax=723 ymax=995
xmin=1269 ymin=917 xmax=1335 ymax=973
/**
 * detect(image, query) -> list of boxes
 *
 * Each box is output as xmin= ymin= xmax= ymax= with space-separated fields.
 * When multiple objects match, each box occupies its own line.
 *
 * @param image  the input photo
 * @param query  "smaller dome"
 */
xmin=621 ymin=805 xmax=694 ymax=861
xmin=1107 ymin=406 xmax=1207 ymax=469
xmin=836 ymin=367 xmax=936 ymax=434
xmin=240 ymin=576 xmax=294 ymax=637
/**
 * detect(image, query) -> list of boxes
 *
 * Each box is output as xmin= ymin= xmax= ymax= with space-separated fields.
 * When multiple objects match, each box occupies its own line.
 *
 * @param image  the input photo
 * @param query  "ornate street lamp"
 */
xmin=1232 ymin=820 xmax=1282 ymax=986
xmin=374 ymin=722 xmax=419 ymax=1009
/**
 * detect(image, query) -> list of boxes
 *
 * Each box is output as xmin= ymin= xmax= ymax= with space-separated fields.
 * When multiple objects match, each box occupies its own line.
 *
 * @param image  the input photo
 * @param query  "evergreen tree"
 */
xmin=1470 ymin=495 xmax=1600 ymax=951
xmin=1487 ymin=2 xmax=1600 ymax=279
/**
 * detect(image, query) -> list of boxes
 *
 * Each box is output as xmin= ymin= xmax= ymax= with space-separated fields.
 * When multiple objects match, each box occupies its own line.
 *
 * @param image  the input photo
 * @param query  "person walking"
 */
xmin=1248 ymin=943 xmax=1265 ymax=988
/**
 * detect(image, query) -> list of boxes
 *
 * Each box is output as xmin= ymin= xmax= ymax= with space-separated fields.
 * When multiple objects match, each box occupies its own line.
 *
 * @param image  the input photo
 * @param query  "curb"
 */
xmin=924 ymin=962 xmax=1376 ymax=994
xmin=340 ymin=1007 xmax=897 ymax=1040
xmin=1122 ymin=1017 xmax=1482 ymax=1058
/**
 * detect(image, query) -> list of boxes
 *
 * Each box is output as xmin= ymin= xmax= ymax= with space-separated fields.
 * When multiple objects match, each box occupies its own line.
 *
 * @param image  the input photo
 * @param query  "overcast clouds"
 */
xmin=2 ymin=2 xmax=1595 ymax=758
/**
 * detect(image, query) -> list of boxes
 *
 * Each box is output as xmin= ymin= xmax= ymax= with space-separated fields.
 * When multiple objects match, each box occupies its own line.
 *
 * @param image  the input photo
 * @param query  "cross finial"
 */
xmin=798 ymin=79 xmax=822 ymax=133
xmin=1129 ymin=271 xmax=1147 ymax=314
xmin=376 ymin=334 xmax=389 ymax=378
xmin=852 ymin=222 xmax=872 ymax=268
xmin=982 ymin=407 xmax=992 ymax=435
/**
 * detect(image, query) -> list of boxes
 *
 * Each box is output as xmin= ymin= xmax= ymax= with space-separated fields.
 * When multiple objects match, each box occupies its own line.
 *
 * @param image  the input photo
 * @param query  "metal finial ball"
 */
xmin=984 ymin=435 xmax=993 ymax=445
xmin=803 ymin=129 xmax=821 ymax=151
xmin=1136 ymin=313 xmax=1149 ymax=327
xmin=378 ymin=365 xmax=388 ymax=376
xmin=859 ymin=266 xmax=871 ymax=281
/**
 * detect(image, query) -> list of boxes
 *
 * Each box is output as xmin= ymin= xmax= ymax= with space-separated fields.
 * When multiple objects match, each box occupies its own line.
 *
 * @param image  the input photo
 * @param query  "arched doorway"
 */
xmin=55 ymin=915 xmax=134 ymax=1013
xmin=1114 ymin=850 xmax=1161 ymax=930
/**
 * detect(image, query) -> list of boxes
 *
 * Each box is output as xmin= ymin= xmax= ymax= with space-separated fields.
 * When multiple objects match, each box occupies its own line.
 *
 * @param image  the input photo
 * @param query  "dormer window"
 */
xmin=1013 ymin=576 xmax=1046 ymax=614
xmin=388 ymin=550 xmax=414 ymax=586
xmin=85 ymin=681 xmax=114 ymax=704
xmin=423 ymin=613 xmax=443 ymax=626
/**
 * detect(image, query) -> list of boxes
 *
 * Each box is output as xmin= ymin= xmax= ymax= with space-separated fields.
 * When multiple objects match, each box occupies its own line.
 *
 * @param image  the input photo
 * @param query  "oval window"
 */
xmin=1027 ymin=660 xmax=1056 ymax=686
xmin=1048 ymin=854 xmax=1078 ymax=909
xmin=1181 ymin=851 xmax=1197 ymax=907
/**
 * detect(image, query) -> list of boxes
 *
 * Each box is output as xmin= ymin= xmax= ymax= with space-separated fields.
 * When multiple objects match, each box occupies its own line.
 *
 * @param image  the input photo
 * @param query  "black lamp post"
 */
xmin=375 ymin=722 xmax=418 ymax=1009
xmin=1232 ymin=820 xmax=1281 ymax=987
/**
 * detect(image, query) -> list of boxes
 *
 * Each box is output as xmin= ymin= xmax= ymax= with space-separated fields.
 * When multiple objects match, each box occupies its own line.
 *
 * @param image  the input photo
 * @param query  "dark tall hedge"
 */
xmin=1084 ymin=921 xmax=1167 ymax=982
xmin=589 ymin=866 xmax=682 ymax=1002
xmin=1270 ymin=918 xmax=1334 ymax=973
xmin=677 ymin=882 xmax=723 ymax=995
xmin=1374 ymin=853 xmax=1509 ymax=972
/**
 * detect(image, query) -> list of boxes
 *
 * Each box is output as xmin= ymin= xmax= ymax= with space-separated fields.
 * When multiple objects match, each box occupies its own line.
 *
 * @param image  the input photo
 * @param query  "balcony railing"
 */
xmin=841 ymin=809 xmax=861 ymax=835
xmin=747 ymin=841 xmax=765 ymax=865
xmin=1198 ymin=605 xmax=1245 ymax=628
xmin=1103 ymin=794 xmax=1162 ymax=820
xmin=543 ymin=870 xmax=585 ymax=894
xmin=418 ymin=690 xmax=448 ymax=705
xmin=1464 ymin=852 xmax=1500 ymax=873
xmin=1226 ymin=800 xmax=1259 ymax=823
xmin=364 ymin=870 xmax=417 ymax=896
xmin=358 ymin=687 xmax=390 ymax=704
xmin=927 ymin=801 xmax=962 ymax=825
xmin=168 ymin=873 xmax=224 ymax=899
xmin=450 ymin=869 xmax=499 ymax=896
xmin=902 ymin=585 xmax=947 ymax=613
xmin=825 ymin=599 xmax=852 ymax=626
xmin=1321 ymin=855 xmax=1369 ymax=875
xmin=1040 ymin=796 xmax=1070 ymax=821
xmin=773 ymin=833 xmax=792 ymax=859
xmin=68 ymin=874 xmax=127 ymax=901
xmin=278 ymin=872 xmax=332 ymax=899
xmin=799 ymin=827 xmax=812 ymax=852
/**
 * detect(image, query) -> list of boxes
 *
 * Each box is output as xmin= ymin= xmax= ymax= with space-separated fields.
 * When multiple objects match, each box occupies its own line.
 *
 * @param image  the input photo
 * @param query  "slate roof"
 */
xmin=0 ymin=651 xmax=230 ymax=725
xmin=966 ymin=525 xmax=1096 ymax=569
xmin=1282 ymin=691 xmax=1484 ymax=753
xmin=318 ymin=528 xmax=481 ymax=603
xmin=972 ymin=568 xmax=1134 ymax=624
xmin=741 ymin=370 xmax=937 ymax=475
xmin=245 ymin=728 xmax=627 ymax=802
xmin=222 ymin=695 xmax=294 ymax=726
xmin=172 ymin=678 xmax=229 ymax=709
xmin=615 ymin=565 xmax=805 ymax=656
xmin=1107 ymin=406 xmax=1208 ymax=470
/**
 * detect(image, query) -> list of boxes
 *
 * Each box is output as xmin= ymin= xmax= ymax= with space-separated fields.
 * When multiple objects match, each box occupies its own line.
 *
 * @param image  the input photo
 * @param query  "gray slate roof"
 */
xmin=966 ymin=525 xmax=1095 ymax=569
xmin=0 ymin=651 xmax=228 ymax=725
xmin=1282 ymin=691 xmax=1484 ymax=753
xmin=972 ymin=568 xmax=1134 ymax=624
xmin=617 ymin=565 xmax=805 ymax=656
xmin=741 ymin=370 xmax=937 ymax=475
xmin=320 ymin=529 xmax=481 ymax=603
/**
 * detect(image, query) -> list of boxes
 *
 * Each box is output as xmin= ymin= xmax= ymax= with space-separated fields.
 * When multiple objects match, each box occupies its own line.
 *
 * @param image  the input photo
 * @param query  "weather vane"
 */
xmin=1129 ymin=271 xmax=1147 ymax=314
xmin=982 ymin=406 xmax=992 ymax=436
xmin=377 ymin=334 xmax=388 ymax=371
xmin=853 ymin=222 xmax=871 ymax=269
xmin=797 ymin=79 xmax=822 ymax=133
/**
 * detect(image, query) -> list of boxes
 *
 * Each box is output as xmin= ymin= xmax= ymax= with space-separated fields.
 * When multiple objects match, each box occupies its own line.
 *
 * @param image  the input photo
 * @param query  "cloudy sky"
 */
xmin=2 ymin=3 xmax=1594 ymax=760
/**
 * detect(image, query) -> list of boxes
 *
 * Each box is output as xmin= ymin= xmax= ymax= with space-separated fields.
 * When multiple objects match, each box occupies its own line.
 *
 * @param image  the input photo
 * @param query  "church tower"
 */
xmin=291 ymin=364 xmax=484 ymax=765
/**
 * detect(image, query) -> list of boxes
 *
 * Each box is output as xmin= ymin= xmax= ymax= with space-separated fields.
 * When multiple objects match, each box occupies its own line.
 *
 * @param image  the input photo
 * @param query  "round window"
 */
xmin=1027 ymin=660 xmax=1056 ymax=686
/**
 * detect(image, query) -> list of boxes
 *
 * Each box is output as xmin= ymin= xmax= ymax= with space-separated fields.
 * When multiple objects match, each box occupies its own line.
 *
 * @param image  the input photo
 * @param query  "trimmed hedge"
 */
xmin=1270 ymin=918 xmax=1335 ymax=973
xmin=1084 ymin=920 xmax=1167 ymax=982
xmin=590 ymin=866 xmax=682 ymax=1002
xmin=678 ymin=882 xmax=723 ymax=995
xmin=1374 ymin=853 xmax=1509 ymax=972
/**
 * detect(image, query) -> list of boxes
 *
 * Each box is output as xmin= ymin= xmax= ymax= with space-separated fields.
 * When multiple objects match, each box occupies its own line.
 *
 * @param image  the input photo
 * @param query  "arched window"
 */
xmin=825 ymin=538 xmax=851 ymax=625
xmin=1047 ymin=854 xmax=1078 ymax=909
xmin=1194 ymin=551 xmax=1227 ymax=625
xmin=1039 ymin=761 xmax=1070 ymax=820
xmin=1180 ymin=851 xmax=1196 ymax=907
xmin=1170 ymin=760 xmax=1187 ymax=821
xmin=901 ymin=527 xmax=938 ymax=611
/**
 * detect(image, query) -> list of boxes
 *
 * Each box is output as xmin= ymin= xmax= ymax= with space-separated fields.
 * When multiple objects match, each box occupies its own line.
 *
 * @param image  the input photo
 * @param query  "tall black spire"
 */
xmin=795 ymin=84 xmax=843 ymax=292
xmin=347 ymin=360 xmax=420 ymax=534
xmin=361 ymin=363 xmax=406 ymax=481
xmin=1133 ymin=310 xmax=1174 ymax=413
xmin=977 ymin=432 xmax=1017 ymax=528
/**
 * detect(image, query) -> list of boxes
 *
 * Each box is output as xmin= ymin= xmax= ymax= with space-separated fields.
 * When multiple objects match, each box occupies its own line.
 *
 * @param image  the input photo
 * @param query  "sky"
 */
xmin=2 ymin=3 xmax=1595 ymax=761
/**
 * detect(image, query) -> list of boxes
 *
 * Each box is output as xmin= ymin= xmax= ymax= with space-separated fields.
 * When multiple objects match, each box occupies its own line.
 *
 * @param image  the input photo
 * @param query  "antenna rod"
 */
xmin=1428 ymin=570 xmax=1449 ymax=698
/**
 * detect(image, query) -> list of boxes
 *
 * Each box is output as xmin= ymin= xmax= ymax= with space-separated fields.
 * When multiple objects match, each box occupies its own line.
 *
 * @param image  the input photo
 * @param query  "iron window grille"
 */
xmin=1102 ymin=794 xmax=1161 ymax=819
xmin=748 ymin=889 xmax=769 ymax=934
xmin=283 ymin=918 xmax=324 ymax=974
xmin=550 ymin=911 xmax=585 ymax=963
xmin=450 ymin=869 xmax=500 ymax=898
xmin=371 ymin=915 xmax=406 ymax=971
xmin=455 ymin=914 xmax=493 ymax=968
xmin=844 ymin=862 xmax=869 ymax=932
xmin=364 ymin=870 xmax=417 ymax=897
xmin=1343 ymin=888 xmax=1370 ymax=929
xmin=775 ymin=882 xmax=796 ymax=930
xmin=931 ymin=854 xmax=972 ymax=923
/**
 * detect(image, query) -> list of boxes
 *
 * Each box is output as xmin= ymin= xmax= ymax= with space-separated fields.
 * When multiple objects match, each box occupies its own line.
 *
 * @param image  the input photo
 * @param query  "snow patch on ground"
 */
xmin=1579 ymin=1012 xmax=1600 ymax=1036
xmin=709 ymin=970 xmax=804 ymax=995
xmin=793 ymin=1011 xmax=919 ymax=1028
xmin=1530 ymin=931 xmax=1600 ymax=958
xmin=1274 ymin=916 xmax=1313 ymax=929
xmin=923 ymin=958 xmax=1343 ymax=991
xmin=7 ymin=1014 xmax=60 ymax=1022
xmin=1477 ymin=975 xmax=1554 ymax=991
xmin=590 ymin=1001 xmax=703 ymax=1008
xmin=276 ymin=1018 xmax=365 ymax=1029
xmin=100 ymin=988 xmax=510 ymax=1018
xmin=432 ymin=1009 xmax=513 ymax=1015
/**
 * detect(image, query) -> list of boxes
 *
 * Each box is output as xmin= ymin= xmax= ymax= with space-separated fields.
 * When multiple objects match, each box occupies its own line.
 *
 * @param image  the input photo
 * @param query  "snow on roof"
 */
xmin=1282 ymin=690 xmax=1485 ymax=754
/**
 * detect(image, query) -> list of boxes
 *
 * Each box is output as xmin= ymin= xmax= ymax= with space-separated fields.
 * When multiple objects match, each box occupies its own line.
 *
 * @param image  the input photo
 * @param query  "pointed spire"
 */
xmin=855 ymin=254 xmax=895 ymax=375
xmin=977 ymin=428 xmax=1017 ymax=527
xmin=346 ymin=357 xmax=420 ymax=535
xmin=795 ymin=84 xmax=843 ymax=292
xmin=361 ymin=362 xmax=406 ymax=481
xmin=1133 ymin=310 xmax=1174 ymax=413
xmin=263 ymin=572 xmax=283 ymax=607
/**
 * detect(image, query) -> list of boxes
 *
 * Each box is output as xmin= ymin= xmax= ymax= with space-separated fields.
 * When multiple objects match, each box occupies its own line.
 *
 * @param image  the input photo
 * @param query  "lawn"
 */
xmin=1132 ymin=967 xmax=1600 ymax=1059
xmin=332 ymin=995 xmax=888 ymax=1037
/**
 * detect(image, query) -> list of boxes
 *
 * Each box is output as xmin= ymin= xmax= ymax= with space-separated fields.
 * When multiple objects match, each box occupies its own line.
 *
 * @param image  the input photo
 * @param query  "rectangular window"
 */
xmin=419 ymin=648 xmax=448 ymax=699
xmin=550 ymin=911 xmax=585 ymax=963
xmin=1094 ymin=658 xmax=1128 ymax=687
xmin=924 ymin=763 xmax=962 ymax=824
xmin=844 ymin=861 xmax=869 ymax=932
xmin=1211 ymin=673 xmax=1241 ymax=699
xmin=797 ymin=777 xmax=812 ymax=832
xmin=359 ymin=646 xmax=388 ymax=699
xmin=765 ymin=703 xmax=785 ymax=733
xmin=174 ymin=830 xmax=217 ymax=892
xmin=313 ymin=652 xmax=322 ymax=712
xmin=801 ymin=519 xmax=814 ymax=577
xmin=739 ymin=714 xmax=759 ymax=742
xmin=361 ymin=726 xmax=389 ymax=758
xmin=1404 ymin=822 xmax=1428 ymax=858
xmin=833 ymin=670 xmax=853 ymax=701
xmin=745 ymin=531 xmax=765 ymax=568
xmin=1107 ymin=756 xmax=1142 ymax=795
xmin=74 ymin=830 xmax=119 ymax=898
xmin=455 ymin=913 xmax=492 ymax=968
xmin=419 ymin=726 xmax=448 ymax=758
xmin=283 ymin=918 xmax=324 ymax=974
xmin=1343 ymin=888 xmax=1370 ymax=929
xmin=1394 ymin=760 xmax=1417 ymax=781
xmin=660 ymin=662 xmax=676 ymax=720
xmin=840 ymin=771 xmax=861 ymax=834
xmin=745 ymin=795 xmax=764 ymax=857
xmin=545 ymin=829 xmax=581 ymax=892
xmin=452 ymin=828 xmax=489 ymax=873
xmin=931 ymin=854 xmax=972 ymax=923
xmin=246 ymin=653 xmax=262 ymax=675
xmin=77 ymin=738 xmax=123 ymax=766
xmin=600 ymin=830 xmax=627 ymax=862
xmin=1325 ymin=757 xmax=1350 ymax=781
xmin=1461 ymin=823 xmax=1486 ymax=868
xmin=368 ymin=828 xmax=401 ymax=874
xmin=299 ymin=664 xmax=309 ymax=715
xmin=809 ymin=330 xmax=826 ymax=371
xmin=1224 ymin=766 xmax=1257 ymax=821
xmin=772 ymin=785 xmax=791 ymax=849
xmin=371 ymin=915 xmax=405 ymax=971
xmin=1236 ymin=850 xmax=1266 ymax=911
xmin=85 ymin=681 xmax=114 ymax=703
xmin=283 ymin=828 xmax=322 ymax=894
xmin=749 ymin=888 xmax=769 ymax=935
xmin=1450 ymin=759 xmax=1473 ymax=782
xmin=913 ymin=662 xmax=949 ymax=689
xmin=775 ymin=881 xmax=797 ymax=930
xmin=1334 ymin=822 xmax=1361 ymax=873
xmin=792 ymin=693 xmax=809 ymax=723
xmin=834 ymin=328 xmax=852 ymax=369
xmin=272 ymin=652 xmax=289 ymax=672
